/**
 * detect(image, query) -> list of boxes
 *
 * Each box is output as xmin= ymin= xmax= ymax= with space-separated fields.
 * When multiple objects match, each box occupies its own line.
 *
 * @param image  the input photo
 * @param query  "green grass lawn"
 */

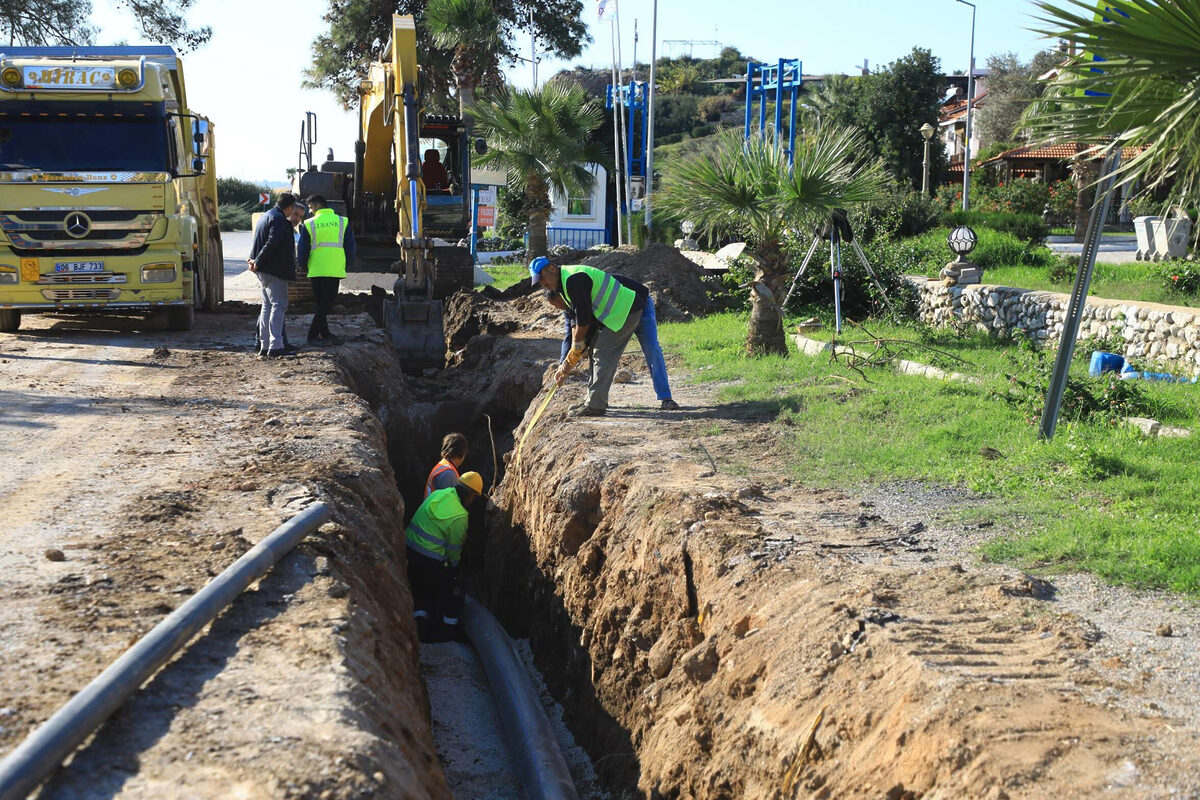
xmin=658 ymin=311 xmax=1200 ymax=593
xmin=968 ymin=263 xmax=1200 ymax=308
xmin=479 ymin=263 xmax=527 ymax=291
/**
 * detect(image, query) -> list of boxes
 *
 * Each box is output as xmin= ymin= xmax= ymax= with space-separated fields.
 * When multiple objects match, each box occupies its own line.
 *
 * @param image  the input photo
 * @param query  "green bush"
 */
xmin=1157 ymin=261 xmax=1200 ymax=294
xmin=849 ymin=185 xmax=942 ymax=243
xmin=779 ymin=233 xmax=919 ymax=319
xmin=869 ymin=227 xmax=1064 ymax=276
xmin=942 ymin=210 xmax=1049 ymax=245
xmin=218 ymin=203 xmax=256 ymax=232
xmin=217 ymin=176 xmax=270 ymax=207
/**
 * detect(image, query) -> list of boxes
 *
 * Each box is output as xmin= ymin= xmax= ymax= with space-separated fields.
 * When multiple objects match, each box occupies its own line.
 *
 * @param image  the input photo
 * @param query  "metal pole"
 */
xmin=1039 ymin=147 xmax=1123 ymax=440
xmin=529 ymin=9 xmax=538 ymax=89
xmin=608 ymin=21 xmax=624 ymax=247
xmin=957 ymin=0 xmax=976 ymax=212
xmin=643 ymin=0 xmax=657 ymax=231
xmin=0 ymin=502 xmax=333 ymax=800
xmin=614 ymin=1 xmax=634 ymax=245
xmin=922 ymin=138 xmax=931 ymax=195
xmin=471 ymin=186 xmax=480 ymax=262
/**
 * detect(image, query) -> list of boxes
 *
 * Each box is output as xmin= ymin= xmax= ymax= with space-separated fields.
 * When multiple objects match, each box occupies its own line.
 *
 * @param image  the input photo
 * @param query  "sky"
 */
xmin=93 ymin=0 xmax=1056 ymax=182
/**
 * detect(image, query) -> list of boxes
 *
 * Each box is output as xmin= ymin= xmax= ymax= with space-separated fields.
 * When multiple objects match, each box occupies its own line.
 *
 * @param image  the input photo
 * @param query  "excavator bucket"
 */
xmin=383 ymin=290 xmax=446 ymax=369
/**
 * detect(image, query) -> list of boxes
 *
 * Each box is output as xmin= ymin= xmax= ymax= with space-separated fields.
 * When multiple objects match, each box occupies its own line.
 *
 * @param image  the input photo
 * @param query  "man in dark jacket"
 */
xmin=249 ymin=193 xmax=298 ymax=358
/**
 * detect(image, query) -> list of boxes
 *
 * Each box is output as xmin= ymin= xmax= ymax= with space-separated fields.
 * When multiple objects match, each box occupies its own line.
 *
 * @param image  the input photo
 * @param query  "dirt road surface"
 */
xmin=0 ymin=311 xmax=447 ymax=798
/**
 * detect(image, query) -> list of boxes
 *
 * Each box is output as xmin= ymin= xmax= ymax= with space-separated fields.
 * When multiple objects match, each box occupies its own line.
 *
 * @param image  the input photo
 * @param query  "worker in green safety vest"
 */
xmin=298 ymin=194 xmax=356 ymax=347
xmin=406 ymin=471 xmax=484 ymax=642
xmin=529 ymin=256 xmax=645 ymax=417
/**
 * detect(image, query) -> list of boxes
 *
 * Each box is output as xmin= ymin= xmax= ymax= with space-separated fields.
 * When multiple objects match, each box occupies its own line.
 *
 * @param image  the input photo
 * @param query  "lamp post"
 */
xmin=956 ymin=0 xmax=976 ymax=212
xmin=920 ymin=122 xmax=935 ymax=195
xmin=941 ymin=225 xmax=981 ymax=285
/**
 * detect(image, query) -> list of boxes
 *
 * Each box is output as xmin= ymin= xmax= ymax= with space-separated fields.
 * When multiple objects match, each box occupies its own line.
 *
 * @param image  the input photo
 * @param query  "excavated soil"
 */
xmin=580 ymin=244 xmax=714 ymax=321
xmin=480 ymin=343 xmax=1200 ymax=799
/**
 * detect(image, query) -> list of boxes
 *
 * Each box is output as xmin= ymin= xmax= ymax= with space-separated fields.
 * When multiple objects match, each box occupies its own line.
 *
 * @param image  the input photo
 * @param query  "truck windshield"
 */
xmin=0 ymin=102 xmax=170 ymax=173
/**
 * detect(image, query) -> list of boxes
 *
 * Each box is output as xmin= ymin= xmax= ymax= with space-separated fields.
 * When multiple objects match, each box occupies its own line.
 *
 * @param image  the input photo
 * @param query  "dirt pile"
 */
xmin=484 ymin=377 xmax=1200 ymax=799
xmin=443 ymin=290 xmax=520 ymax=354
xmin=581 ymin=244 xmax=713 ymax=320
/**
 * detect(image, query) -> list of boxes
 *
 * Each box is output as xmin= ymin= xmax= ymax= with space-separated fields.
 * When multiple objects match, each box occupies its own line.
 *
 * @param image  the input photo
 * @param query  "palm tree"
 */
xmin=1024 ymin=0 xmax=1200 ymax=208
xmin=658 ymin=126 xmax=888 ymax=356
xmin=426 ymin=0 xmax=503 ymax=122
xmin=471 ymin=82 xmax=606 ymax=258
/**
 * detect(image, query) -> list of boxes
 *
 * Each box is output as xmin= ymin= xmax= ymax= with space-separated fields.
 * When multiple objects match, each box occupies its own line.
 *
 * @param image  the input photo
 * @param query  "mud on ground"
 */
xmin=0 ymin=312 xmax=448 ymax=799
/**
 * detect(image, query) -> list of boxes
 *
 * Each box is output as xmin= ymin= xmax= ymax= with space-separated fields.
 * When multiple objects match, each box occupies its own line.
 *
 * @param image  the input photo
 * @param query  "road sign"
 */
xmin=472 ymin=167 xmax=507 ymax=186
xmin=476 ymin=205 xmax=496 ymax=227
xmin=478 ymin=186 xmax=497 ymax=206
xmin=258 ymin=192 xmax=270 ymax=206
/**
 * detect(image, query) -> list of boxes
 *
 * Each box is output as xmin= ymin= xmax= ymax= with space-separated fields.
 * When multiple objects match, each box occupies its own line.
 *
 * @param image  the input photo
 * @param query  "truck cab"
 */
xmin=0 ymin=46 xmax=222 ymax=332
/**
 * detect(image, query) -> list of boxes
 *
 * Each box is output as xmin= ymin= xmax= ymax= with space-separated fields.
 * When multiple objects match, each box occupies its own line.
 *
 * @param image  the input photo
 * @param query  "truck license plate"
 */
xmin=54 ymin=261 xmax=105 ymax=273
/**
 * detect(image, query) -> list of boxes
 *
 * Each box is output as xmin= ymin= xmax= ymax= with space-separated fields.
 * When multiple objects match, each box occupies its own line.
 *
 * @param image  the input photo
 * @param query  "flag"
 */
xmin=598 ymin=0 xmax=616 ymax=22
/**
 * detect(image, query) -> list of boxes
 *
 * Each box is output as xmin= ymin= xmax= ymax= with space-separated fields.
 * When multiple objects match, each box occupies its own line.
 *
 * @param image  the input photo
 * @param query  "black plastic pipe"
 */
xmin=0 ymin=501 xmax=332 ymax=800
xmin=461 ymin=597 xmax=579 ymax=800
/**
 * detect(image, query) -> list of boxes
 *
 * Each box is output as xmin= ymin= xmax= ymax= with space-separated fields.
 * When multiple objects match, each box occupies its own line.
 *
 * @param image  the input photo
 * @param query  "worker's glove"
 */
xmin=564 ymin=344 xmax=585 ymax=369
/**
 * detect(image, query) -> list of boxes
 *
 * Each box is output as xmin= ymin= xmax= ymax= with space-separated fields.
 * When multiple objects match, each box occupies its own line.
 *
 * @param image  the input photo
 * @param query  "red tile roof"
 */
xmin=980 ymin=142 xmax=1147 ymax=164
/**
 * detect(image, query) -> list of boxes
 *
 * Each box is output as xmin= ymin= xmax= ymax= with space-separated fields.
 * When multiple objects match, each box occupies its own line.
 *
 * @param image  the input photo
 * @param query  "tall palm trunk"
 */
xmin=452 ymin=47 xmax=476 ymax=127
xmin=745 ymin=241 xmax=789 ymax=356
xmin=524 ymin=175 xmax=552 ymax=258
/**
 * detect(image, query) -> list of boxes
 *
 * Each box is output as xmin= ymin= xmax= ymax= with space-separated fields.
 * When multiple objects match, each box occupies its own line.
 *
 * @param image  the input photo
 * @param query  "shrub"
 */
xmin=1158 ymin=261 xmax=1200 ymax=294
xmin=218 ymin=203 xmax=256 ymax=232
xmin=849 ymin=186 xmax=942 ymax=243
xmin=779 ymin=233 xmax=920 ymax=319
xmin=942 ymin=210 xmax=1049 ymax=245
xmin=993 ymin=335 xmax=1150 ymax=426
xmin=217 ymin=177 xmax=270 ymax=207
xmin=889 ymin=227 xmax=1064 ymax=274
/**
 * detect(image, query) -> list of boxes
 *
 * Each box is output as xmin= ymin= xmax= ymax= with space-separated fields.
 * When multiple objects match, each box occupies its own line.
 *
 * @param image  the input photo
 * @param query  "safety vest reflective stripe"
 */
xmin=406 ymin=519 xmax=464 ymax=555
xmin=308 ymin=215 xmax=345 ymax=248
xmin=425 ymin=461 xmax=457 ymax=497
xmin=561 ymin=264 xmax=635 ymax=331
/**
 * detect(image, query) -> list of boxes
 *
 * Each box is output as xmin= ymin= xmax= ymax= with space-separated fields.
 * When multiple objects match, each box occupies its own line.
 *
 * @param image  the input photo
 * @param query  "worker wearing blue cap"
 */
xmin=530 ymin=256 xmax=644 ymax=417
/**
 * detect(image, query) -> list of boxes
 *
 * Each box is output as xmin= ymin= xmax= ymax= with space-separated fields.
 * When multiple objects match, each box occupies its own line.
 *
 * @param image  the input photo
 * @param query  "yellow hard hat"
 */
xmin=459 ymin=471 xmax=484 ymax=495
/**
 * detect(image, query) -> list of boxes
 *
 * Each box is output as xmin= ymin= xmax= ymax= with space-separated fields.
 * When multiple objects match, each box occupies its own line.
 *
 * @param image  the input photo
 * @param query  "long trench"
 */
xmin=333 ymin=326 xmax=616 ymax=799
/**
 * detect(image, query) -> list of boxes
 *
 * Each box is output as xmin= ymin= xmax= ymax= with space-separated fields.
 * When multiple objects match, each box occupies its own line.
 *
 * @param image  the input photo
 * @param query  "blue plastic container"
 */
xmin=1089 ymin=351 xmax=1125 ymax=377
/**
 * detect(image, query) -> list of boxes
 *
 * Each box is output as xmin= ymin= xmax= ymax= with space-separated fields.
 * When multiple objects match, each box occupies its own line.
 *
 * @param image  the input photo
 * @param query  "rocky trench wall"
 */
xmin=915 ymin=280 xmax=1200 ymax=374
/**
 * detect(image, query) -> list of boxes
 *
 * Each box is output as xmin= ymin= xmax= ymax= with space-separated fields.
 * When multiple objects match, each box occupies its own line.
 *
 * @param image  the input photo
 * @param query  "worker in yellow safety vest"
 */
xmin=530 ymin=256 xmax=645 ymax=417
xmin=298 ymin=193 xmax=356 ymax=347
xmin=406 ymin=471 xmax=484 ymax=641
xmin=425 ymin=432 xmax=469 ymax=497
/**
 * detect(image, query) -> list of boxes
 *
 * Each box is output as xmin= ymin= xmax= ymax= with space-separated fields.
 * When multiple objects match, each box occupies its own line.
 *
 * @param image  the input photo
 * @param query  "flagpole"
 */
xmin=608 ymin=17 xmax=624 ymax=247
xmin=613 ymin=0 xmax=634 ymax=245
xmin=643 ymin=0 xmax=657 ymax=232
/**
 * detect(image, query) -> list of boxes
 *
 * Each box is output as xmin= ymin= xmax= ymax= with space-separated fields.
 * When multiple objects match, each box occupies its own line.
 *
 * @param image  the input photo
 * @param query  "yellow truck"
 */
xmin=0 ymin=46 xmax=222 ymax=332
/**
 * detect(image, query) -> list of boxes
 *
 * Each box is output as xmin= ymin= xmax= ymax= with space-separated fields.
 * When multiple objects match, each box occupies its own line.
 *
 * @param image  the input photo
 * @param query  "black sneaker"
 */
xmin=661 ymin=399 xmax=681 ymax=410
xmin=568 ymin=405 xmax=606 ymax=417
xmin=259 ymin=348 xmax=295 ymax=359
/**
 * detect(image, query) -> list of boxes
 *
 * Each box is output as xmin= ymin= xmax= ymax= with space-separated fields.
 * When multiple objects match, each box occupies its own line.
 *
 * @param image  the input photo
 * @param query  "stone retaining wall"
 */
xmin=914 ymin=279 xmax=1200 ymax=375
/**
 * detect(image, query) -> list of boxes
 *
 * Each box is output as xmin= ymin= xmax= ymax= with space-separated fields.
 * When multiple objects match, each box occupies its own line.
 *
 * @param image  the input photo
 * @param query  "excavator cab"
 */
xmin=298 ymin=14 xmax=477 ymax=369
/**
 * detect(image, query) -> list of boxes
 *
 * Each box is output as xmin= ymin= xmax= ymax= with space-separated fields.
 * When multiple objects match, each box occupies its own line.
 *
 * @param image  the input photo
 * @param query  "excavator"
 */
xmin=293 ymin=13 xmax=479 ymax=367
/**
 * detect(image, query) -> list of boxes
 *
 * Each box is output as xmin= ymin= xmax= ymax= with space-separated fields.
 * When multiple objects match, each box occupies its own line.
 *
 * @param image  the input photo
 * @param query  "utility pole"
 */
xmin=643 ymin=0 xmax=658 ymax=232
xmin=529 ymin=9 xmax=538 ymax=89
xmin=957 ymin=0 xmax=977 ymax=212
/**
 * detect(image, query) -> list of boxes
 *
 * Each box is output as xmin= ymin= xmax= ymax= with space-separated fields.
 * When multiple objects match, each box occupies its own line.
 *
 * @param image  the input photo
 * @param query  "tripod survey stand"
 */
xmin=782 ymin=211 xmax=897 ymax=334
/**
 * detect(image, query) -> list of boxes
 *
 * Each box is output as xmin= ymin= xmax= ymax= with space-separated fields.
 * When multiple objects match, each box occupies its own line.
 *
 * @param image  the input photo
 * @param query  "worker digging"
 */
xmin=531 ymin=256 xmax=671 ymax=417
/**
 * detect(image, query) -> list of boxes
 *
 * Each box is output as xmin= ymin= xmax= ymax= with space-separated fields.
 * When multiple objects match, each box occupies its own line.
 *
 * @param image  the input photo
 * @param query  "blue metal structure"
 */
xmin=743 ymin=59 xmax=803 ymax=164
xmin=605 ymin=80 xmax=648 ymax=244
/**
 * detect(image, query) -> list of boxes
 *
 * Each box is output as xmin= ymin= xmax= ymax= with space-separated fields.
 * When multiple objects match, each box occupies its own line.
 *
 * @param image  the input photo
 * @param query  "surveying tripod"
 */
xmin=781 ymin=210 xmax=897 ymax=334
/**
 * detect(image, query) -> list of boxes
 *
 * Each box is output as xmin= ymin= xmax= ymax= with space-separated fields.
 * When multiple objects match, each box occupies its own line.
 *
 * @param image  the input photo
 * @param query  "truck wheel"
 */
xmin=166 ymin=304 xmax=195 ymax=331
xmin=0 ymin=309 xmax=20 ymax=332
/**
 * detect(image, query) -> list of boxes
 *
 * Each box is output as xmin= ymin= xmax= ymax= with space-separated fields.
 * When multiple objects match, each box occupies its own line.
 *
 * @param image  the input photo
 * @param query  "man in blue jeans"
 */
xmin=547 ymin=275 xmax=680 ymax=410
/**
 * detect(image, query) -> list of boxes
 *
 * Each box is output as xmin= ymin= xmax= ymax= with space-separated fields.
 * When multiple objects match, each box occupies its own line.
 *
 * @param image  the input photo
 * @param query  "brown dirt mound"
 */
xmin=581 ymin=244 xmax=713 ymax=321
xmin=444 ymin=290 xmax=520 ymax=353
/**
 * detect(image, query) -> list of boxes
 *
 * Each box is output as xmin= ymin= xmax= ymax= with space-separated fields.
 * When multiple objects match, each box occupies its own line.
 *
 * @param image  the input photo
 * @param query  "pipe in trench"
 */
xmin=0 ymin=502 xmax=333 ymax=800
xmin=461 ymin=597 xmax=579 ymax=800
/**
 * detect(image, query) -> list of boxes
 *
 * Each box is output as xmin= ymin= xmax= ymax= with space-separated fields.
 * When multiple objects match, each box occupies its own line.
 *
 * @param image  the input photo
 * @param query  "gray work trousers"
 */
xmin=255 ymin=271 xmax=289 ymax=352
xmin=586 ymin=306 xmax=643 ymax=411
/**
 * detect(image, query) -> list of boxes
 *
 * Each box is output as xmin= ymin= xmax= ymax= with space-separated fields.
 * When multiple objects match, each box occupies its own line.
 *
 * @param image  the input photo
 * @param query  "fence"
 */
xmin=545 ymin=227 xmax=609 ymax=250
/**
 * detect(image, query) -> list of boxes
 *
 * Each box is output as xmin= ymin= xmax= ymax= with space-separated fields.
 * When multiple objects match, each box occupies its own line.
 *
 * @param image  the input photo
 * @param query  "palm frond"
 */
xmin=1024 ymin=0 xmax=1200 ymax=202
